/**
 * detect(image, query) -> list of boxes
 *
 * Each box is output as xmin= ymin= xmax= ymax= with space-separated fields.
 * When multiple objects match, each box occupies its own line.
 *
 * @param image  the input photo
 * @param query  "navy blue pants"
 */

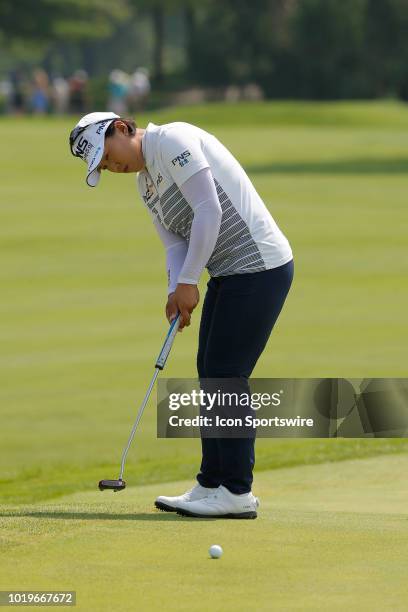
xmin=196 ymin=258 xmax=294 ymax=494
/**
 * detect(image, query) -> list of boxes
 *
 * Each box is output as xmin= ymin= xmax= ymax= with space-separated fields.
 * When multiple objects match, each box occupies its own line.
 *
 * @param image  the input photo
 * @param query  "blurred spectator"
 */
xmin=30 ymin=68 xmax=50 ymax=115
xmin=242 ymin=83 xmax=264 ymax=101
xmin=69 ymin=69 xmax=89 ymax=114
xmin=1 ymin=65 xmax=151 ymax=116
xmin=224 ymin=85 xmax=241 ymax=103
xmin=10 ymin=70 xmax=26 ymax=115
xmin=128 ymin=67 xmax=151 ymax=112
xmin=108 ymin=69 xmax=130 ymax=115
xmin=52 ymin=76 xmax=70 ymax=114
xmin=0 ymin=77 xmax=13 ymax=113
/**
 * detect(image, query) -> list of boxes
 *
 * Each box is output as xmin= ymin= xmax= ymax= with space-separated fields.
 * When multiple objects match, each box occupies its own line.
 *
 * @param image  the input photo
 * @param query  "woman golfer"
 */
xmin=69 ymin=111 xmax=294 ymax=519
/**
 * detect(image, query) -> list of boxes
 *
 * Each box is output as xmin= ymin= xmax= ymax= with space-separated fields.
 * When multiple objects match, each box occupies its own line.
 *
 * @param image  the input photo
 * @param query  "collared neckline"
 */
xmin=141 ymin=122 xmax=160 ymax=172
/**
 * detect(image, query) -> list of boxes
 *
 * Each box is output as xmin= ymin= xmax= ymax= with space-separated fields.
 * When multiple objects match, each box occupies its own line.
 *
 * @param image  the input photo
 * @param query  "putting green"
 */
xmin=1 ymin=454 xmax=407 ymax=611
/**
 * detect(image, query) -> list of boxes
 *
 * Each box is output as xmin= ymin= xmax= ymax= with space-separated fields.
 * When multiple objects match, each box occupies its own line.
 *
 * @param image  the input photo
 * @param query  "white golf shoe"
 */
xmin=176 ymin=485 xmax=259 ymax=519
xmin=155 ymin=484 xmax=219 ymax=513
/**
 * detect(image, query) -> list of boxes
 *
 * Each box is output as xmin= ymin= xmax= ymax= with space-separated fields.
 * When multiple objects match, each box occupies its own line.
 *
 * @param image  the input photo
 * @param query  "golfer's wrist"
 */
xmin=176 ymin=281 xmax=198 ymax=288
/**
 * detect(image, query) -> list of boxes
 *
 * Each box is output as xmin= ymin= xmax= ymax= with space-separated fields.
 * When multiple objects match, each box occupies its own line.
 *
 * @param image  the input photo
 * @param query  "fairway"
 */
xmin=1 ymin=101 xmax=408 ymax=503
xmin=1 ymin=454 xmax=407 ymax=611
xmin=1 ymin=101 xmax=408 ymax=609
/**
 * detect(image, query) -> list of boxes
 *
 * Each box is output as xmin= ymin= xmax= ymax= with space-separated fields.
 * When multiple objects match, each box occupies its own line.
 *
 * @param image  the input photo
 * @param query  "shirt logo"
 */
xmin=142 ymin=175 xmax=155 ymax=203
xmin=171 ymin=150 xmax=191 ymax=167
xmin=156 ymin=173 xmax=163 ymax=186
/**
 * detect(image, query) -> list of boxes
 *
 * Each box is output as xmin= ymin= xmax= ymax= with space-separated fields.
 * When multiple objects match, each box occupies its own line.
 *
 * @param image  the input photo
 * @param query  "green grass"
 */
xmin=132 ymin=99 xmax=408 ymax=128
xmin=1 ymin=454 xmax=408 ymax=611
xmin=0 ymin=100 xmax=407 ymax=609
xmin=1 ymin=101 xmax=408 ymax=504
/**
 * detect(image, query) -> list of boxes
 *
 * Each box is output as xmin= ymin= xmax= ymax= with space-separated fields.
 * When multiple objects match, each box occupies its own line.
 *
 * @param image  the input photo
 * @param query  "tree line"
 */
xmin=1 ymin=0 xmax=407 ymax=100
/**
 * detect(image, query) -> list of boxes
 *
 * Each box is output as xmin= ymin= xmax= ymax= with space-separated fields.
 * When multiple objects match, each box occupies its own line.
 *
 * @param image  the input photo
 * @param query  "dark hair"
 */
xmin=105 ymin=117 xmax=137 ymax=138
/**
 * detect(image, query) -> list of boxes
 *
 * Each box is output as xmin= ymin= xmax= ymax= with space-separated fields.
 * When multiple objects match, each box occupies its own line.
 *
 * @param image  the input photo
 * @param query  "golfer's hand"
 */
xmin=165 ymin=292 xmax=179 ymax=325
xmin=174 ymin=283 xmax=199 ymax=330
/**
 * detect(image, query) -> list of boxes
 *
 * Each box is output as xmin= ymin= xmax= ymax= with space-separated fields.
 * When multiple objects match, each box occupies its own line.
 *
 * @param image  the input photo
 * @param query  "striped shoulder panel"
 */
xmin=158 ymin=178 xmax=266 ymax=276
xmin=207 ymin=181 xmax=266 ymax=276
xmin=161 ymin=182 xmax=194 ymax=239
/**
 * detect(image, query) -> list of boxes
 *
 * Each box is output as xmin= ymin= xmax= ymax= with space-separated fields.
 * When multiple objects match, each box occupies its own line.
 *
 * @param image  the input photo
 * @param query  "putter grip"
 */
xmin=155 ymin=313 xmax=181 ymax=370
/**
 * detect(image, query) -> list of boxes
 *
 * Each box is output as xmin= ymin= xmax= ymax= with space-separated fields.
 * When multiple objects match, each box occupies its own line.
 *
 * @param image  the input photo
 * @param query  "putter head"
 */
xmin=98 ymin=479 xmax=126 ymax=492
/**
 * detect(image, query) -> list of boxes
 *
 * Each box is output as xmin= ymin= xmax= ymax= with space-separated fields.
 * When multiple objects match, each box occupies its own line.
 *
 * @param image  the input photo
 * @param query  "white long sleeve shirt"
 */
xmin=152 ymin=167 xmax=222 ymax=293
xmin=137 ymin=121 xmax=293 ymax=295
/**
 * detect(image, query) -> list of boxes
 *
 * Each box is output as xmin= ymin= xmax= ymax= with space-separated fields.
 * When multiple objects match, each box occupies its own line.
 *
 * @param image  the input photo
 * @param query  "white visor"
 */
xmin=70 ymin=112 xmax=120 ymax=187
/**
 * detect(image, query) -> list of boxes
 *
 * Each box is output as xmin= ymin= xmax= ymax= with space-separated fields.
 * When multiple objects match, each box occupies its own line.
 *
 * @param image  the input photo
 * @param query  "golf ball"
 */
xmin=209 ymin=544 xmax=223 ymax=559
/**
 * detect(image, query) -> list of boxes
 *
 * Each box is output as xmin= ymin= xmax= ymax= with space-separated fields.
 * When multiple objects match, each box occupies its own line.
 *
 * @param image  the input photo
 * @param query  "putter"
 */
xmin=99 ymin=313 xmax=181 ymax=492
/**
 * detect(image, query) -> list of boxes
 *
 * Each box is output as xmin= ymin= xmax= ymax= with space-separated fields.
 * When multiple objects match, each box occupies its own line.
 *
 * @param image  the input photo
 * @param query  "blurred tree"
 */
xmin=1 ymin=0 xmax=408 ymax=101
xmin=363 ymin=0 xmax=408 ymax=99
xmin=129 ymin=0 xmax=187 ymax=85
xmin=184 ymin=0 xmax=299 ymax=87
xmin=152 ymin=4 xmax=165 ymax=83
xmin=0 ymin=0 xmax=129 ymax=41
xmin=185 ymin=0 xmax=262 ymax=85
xmin=287 ymin=0 xmax=366 ymax=99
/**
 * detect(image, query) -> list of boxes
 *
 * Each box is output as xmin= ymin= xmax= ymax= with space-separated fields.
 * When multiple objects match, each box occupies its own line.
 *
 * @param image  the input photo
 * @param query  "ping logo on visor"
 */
xmin=96 ymin=121 xmax=109 ymax=135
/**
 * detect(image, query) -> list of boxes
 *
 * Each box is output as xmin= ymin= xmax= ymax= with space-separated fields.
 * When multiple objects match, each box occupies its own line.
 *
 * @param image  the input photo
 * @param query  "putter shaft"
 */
xmin=118 ymin=314 xmax=180 ymax=481
xmin=118 ymin=367 xmax=160 ymax=481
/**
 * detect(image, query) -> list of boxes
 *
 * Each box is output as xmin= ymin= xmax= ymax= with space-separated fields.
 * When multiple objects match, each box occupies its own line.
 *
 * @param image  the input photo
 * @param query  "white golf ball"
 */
xmin=209 ymin=544 xmax=223 ymax=559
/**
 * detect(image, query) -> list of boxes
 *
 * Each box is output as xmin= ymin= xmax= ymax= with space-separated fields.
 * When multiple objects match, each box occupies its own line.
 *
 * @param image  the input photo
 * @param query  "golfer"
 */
xmin=69 ymin=112 xmax=294 ymax=519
